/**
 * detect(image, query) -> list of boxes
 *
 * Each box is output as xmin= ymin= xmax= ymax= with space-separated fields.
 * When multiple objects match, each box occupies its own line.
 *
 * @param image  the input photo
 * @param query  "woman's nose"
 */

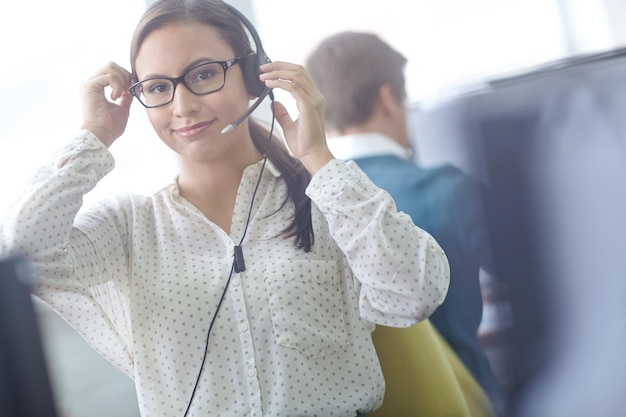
xmin=171 ymin=82 xmax=201 ymax=116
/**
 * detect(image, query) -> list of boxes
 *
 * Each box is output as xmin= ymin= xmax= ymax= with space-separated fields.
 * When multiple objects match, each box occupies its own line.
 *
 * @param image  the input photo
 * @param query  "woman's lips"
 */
xmin=174 ymin=120 xmax=214 ymax=138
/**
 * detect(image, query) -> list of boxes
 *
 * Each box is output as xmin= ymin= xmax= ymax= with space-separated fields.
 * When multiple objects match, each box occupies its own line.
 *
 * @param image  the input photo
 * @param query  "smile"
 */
xmin=174 ymin=121 xmax=214 ymax=138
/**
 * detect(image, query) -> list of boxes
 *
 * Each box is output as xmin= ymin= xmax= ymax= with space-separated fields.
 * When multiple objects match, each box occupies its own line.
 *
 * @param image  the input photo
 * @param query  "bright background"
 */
xmin=2 ymin=0 xmax=625 ymax=215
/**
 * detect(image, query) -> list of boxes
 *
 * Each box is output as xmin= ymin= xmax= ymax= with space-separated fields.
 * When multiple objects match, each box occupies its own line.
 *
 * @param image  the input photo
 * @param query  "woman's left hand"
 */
xmin=259 ymin=61 xmax=334 ymax=174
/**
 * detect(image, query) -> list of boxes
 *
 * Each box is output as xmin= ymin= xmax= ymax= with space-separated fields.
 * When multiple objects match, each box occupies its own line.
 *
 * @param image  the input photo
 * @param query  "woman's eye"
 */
xmin=145 ymin=81 xmax=171 ymax=95
xmin=193 ymin=69 xmax=215 ymax=82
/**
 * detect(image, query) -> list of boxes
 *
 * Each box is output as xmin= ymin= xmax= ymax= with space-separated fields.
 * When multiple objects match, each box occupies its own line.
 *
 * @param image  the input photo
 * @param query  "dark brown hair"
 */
xmin=306 ymin=31 xmax=407 ymax=133
xmin=130 ymin=0 xmax=313 ymax=251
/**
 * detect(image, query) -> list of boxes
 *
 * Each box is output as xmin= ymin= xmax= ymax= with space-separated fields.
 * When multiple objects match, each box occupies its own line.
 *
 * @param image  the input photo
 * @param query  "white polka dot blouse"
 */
xmin=0 ymin=130 xmax=449 ymax=417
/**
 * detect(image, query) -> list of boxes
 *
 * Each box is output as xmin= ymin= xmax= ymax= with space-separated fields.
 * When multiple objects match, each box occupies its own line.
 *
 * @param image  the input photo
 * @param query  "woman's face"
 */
xmin=134 ymin=21 xmax=252 ymax=163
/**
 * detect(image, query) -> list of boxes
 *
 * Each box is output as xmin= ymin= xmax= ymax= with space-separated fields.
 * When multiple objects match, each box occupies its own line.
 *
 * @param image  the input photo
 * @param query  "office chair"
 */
xmin=369 ymin=319 xmax=496 ymax=417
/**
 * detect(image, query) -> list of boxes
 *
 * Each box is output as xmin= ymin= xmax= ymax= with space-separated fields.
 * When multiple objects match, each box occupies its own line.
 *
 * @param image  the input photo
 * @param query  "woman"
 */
xmin=0 ymin=0 xmax=449 ymax=415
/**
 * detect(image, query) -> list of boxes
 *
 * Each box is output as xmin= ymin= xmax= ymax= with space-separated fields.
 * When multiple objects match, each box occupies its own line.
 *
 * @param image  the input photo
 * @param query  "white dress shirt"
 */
xmin=0 ymin=130 xmax=449 ymax=417
xmin=327 ymin=132 xmax=412 ymax=161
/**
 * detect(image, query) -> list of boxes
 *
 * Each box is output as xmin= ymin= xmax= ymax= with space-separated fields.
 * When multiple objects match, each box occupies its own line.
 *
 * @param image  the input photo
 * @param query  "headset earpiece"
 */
xmin=224 ymin=3 xmax=271 ymax=98
xmin=240 ymin=53 xmax=267 ymax=97
xmin=220 ymin=2 xmax=273 ymax=134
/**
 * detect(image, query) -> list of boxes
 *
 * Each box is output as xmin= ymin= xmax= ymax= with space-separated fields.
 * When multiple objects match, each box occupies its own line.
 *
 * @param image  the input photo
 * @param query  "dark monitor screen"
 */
xmin=409 ymin=48 xmax=626 ymax=415
xmin=0 ymin=255 xmax=59 ymax=417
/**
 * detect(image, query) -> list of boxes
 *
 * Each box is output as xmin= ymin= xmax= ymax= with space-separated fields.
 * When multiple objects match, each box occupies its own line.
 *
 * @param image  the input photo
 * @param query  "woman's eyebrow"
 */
xmin=139 ymin=57 xmax=222 ymax=80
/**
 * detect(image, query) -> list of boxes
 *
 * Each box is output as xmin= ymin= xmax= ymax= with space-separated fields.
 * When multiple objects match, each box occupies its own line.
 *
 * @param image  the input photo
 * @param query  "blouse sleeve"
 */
xmin=306 ymin=159 xmax=450 ymax=327
xmin=0 ymin=130 xmax=135 ymax=376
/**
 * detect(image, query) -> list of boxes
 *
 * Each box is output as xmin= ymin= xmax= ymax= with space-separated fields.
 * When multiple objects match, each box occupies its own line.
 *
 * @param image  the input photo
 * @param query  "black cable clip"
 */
xmin=234 ymin=245 xmax=246 ymax=273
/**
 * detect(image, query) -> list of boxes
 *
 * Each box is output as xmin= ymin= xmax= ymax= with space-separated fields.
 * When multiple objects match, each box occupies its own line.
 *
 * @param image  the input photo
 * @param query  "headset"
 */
xmin=221 ymin=3 xmax=273 ymax=134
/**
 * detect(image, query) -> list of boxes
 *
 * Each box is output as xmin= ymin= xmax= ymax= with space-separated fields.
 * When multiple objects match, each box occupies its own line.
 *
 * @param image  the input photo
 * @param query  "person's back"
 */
xmin=356 ymin=153 xmax=498 ymax=392
xmin=306 ymin=31 xmax=503 ymax=409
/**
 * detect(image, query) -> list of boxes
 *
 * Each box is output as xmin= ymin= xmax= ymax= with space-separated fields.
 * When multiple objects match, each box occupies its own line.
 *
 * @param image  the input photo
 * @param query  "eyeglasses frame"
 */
xmin=129 ymin=57 xmax=243 ymax=108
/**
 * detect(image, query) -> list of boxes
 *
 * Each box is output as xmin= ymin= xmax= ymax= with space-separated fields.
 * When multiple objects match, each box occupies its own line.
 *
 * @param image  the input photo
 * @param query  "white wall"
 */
xmin=0 ymin=0 xmax=178 ymax=216
xmin=251 ymin=0 xmax=626 ymax=113
xmin=253 ymin=0 xmax=569 ymax=109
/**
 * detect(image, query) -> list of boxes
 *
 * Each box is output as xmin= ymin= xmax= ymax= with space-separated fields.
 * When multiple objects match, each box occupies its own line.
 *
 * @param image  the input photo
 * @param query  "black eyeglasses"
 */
xmin=129 ymin=57 xmax=242 ymax=108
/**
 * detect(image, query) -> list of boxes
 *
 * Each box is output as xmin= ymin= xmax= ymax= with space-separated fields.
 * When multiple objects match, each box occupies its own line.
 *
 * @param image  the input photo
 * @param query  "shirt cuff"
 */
xmin=306 ymin=159 xmax=366 ymax=201
xmin=55 ymin=129 xmax=115 ymax=175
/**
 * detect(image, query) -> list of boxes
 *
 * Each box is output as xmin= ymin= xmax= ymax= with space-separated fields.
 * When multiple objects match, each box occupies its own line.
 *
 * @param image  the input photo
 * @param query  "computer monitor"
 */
xmin=0 ymin=255 xmax=59 ymax=417
xmin=408 ymin=47 xmax=626 ymax=416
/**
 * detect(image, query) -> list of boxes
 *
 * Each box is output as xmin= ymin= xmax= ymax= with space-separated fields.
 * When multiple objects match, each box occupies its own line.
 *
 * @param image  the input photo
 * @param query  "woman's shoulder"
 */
xmin=80 ymin=179 xmax=178 ymax=217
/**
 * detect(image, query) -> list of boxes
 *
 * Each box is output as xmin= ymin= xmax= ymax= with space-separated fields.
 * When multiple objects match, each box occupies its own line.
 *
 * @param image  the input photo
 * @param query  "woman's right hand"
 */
xmin=80 ymin=62 xmax=134 ymax=147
